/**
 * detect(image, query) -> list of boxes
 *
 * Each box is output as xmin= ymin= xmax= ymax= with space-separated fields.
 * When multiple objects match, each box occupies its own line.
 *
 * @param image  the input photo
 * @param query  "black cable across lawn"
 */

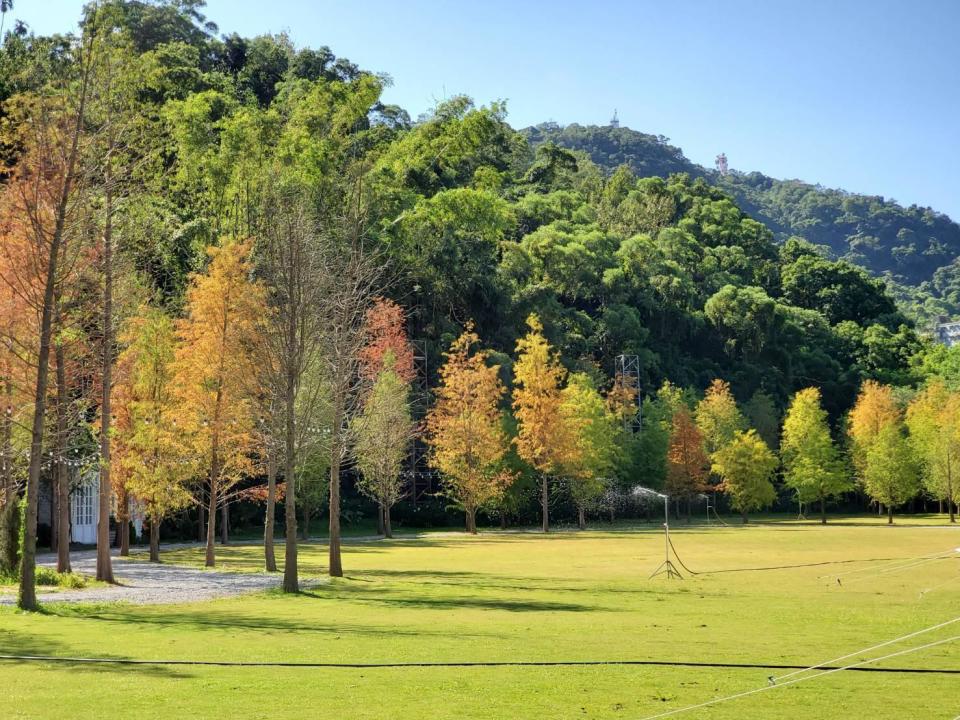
xmin=0 ymin=654 xmax=957 ymax=674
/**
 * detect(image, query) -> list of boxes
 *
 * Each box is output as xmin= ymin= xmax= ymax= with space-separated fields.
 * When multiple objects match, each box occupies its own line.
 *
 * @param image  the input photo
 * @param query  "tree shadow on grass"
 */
xmin=0 ymin=627 xmax=190 ymax=678
xmin=300 ymin=582 xmax=597 ymax=613
xmin=49 ymin=607 xmax=501 ymax=638
xmin=343 ymin=568 xmax=655 ymax=597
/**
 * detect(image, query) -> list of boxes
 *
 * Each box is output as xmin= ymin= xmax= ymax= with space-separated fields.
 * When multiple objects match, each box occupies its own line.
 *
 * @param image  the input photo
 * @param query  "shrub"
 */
xmin=35 ymin=567 xmax=88 ymax=588
xmin=0 ymin=493 xmax=21 ymax=576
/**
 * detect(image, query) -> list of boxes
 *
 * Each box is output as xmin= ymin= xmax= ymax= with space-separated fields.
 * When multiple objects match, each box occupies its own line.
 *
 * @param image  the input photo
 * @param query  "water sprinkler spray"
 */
xmin=632 ymin=486 xmax=683 ymax=579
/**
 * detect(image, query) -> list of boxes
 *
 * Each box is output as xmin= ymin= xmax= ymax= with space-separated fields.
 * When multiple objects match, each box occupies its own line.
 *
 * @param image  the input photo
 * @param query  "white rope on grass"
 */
xmin=839 ymin=556 xmax=954 ymax=587
xmin=771 ymin=615 xmax=960 ymax=683
xmin=636 ymin=634 xmax=960 ymax=720
xmin=822 ymin=547 xmax=959 ymax=581
xmin=919 ymin=573 xmax=960 ymax=599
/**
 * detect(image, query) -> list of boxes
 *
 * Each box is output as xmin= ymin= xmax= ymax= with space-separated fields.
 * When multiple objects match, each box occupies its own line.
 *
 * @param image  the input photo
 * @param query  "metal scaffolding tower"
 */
xmin=614 ymin=354 xmax=642 ymax=433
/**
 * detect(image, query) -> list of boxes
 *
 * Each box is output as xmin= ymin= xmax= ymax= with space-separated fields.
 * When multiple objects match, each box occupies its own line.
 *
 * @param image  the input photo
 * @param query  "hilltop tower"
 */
xmin=715 ymin=152 xmax=729 ymax=176
xmin=610 ymin=109 xmax=620 ymax=128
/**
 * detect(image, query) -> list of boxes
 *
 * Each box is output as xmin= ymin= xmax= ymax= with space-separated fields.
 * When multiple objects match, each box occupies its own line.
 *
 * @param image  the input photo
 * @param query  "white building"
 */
xmin=70 ymin=474 xmax=98 ymax=545
xmin=934 ymin=317 xmax=960 ymax=347
xmin=38 ymin=470 xmax=129 ymax=546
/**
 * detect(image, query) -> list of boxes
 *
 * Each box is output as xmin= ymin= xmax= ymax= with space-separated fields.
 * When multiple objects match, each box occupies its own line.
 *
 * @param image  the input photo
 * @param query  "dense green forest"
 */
xmin=0 ymin=0 xmax=941 ymax=416
xmin=527 ymin=123 xmax=960 ymax=326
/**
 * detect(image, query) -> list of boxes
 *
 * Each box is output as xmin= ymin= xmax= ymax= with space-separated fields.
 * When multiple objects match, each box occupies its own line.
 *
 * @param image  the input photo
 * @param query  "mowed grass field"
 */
xmin=2 ymin=519 xmax=959 ymax=719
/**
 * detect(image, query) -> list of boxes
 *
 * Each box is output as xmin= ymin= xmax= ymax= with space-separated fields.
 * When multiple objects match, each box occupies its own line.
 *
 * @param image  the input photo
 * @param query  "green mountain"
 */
xmin=525 ymin=123 xmax=960 ymax=324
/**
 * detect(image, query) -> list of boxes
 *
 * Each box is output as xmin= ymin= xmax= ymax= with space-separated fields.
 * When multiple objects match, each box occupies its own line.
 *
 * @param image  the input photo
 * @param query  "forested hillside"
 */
xmin=0 ymin=2 xmax=927 ymax=418
xmin=527 ymin=123 xmax=960 ymax=324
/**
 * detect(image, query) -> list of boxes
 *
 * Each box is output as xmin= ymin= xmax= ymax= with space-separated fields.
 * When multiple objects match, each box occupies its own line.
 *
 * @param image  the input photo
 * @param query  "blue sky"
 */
xmin=10 ymin=0 xmax=960 ymax=219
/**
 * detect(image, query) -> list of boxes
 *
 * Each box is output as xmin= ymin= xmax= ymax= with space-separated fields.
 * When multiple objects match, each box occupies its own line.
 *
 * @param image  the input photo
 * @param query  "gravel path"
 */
xmin=0 ymin=550 xmax=287 ymax=606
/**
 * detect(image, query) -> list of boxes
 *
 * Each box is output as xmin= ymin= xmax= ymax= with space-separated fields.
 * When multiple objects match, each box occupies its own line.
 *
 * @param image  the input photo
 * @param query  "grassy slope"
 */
xmin=2 ymin=520 xmax=959 ymax=719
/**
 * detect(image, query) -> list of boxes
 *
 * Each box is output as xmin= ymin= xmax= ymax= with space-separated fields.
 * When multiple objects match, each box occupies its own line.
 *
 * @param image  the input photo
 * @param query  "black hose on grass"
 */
xmin=0 ymin=654 xmax=957 ymax=674
xmin=664 ymin=533 xmax=940 ymax=576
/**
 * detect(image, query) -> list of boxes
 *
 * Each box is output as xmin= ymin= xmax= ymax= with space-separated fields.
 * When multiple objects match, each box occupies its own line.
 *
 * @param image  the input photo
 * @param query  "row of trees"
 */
xmin=2 ymin=1 xmax=957 ymax=612
xmin=426 ymin=315 xmax=623 ymax=534
xmin=0 ymin=5 xmax=407 ymax=609
xmin=655 ymin=376 xmax=960 ymax=525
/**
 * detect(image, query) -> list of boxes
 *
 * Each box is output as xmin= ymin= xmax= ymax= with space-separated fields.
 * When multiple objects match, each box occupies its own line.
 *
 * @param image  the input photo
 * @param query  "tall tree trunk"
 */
xmin=198 ymin=503 xmax=205 ymax=543
xmin=947 ymin=459 xmax=956 ymax=524
xmin=328 ymin=402 xmax=343 ymax=578
xmin=119 ymin=519 xmax=129 ymax=556
xmin=303 ymin=505 xmax=310 ymax=541
xmin=578 ymin=506 xmax=585 ymax=530
xmin=205 ymin=397 xmax=223 ymax=567
xmin=205 ymin=481 xmax=217 ymax=567
xmin=328 ymin=458 xmax=342 ymax=576
xmin=887 ymin=505 xmax=893 ymax=525
xmin=220 ymin=502 xmax=229 ymax=545
xmin=376 ymin=504 xmax=385 ymax=536
xmin=466 ymin=507 xmax=477 ymax=535
xmin=18 ymin=39 xmax=91 ymax=610
xmin=282 ymin=374 xmax=298 ymax=592
xmin=264 ymin=450 xmax=277 ymax=571
xmin=742 ymin=509 xmax=749 ymax=525
xmin=540 ymin=476 xmax=549 ymax=533
xmin=820 ymin=496 xmax=827 ymax=525
xmin=384 ymin=505 xmax=392 ymax=539
xmin=0 ymin=364 xmax=15 ymax=576
xmin=500 ymin=513 xmax=507 ymax=530
xmin=282 ymin=293 xmax=299 ymax=592
xmin=96 ymin=178 xmax=115 ymax=584
xmin=149 ymin=518 xmax=160 ymax=563
xmin=55 ymin=342 xmax=71 ymax=573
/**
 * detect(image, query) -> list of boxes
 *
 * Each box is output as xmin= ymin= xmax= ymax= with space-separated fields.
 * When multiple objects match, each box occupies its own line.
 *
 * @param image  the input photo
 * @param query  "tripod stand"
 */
xmin=649 ymin=492 xmax=683 ymax=579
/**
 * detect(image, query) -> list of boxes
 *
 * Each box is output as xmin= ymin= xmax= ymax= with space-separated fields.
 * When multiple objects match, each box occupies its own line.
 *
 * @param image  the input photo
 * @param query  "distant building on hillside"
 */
xmin=934 ymin=316 xmax=960 ymax=347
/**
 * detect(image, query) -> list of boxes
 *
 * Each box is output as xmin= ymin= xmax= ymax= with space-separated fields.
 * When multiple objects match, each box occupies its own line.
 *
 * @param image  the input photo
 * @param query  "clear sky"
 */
xmin=10 ymin=0 xmax=960 ymax=220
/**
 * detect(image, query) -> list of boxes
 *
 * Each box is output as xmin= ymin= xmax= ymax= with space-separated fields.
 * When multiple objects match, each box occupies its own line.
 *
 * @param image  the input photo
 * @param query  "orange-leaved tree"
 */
xmin=358 ymin=297 xmax=416 ymax=384
xmin=512 ymin=314 xmax=573 ymax=532
xmin=0 ymin=51 xmax=96 ymax=608
xmin=666 ymin=407 xmax=710 ymax=518
xmin=427 ymin=326 xmax=512 ymax=534
xmin=171 ymin=240 xmax=265 ymax=567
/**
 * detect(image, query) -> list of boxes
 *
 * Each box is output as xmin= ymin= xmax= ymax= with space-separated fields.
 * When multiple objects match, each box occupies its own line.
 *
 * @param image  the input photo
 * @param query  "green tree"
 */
xmin=862 ymin=423 xmax=919 ymax=524
xmin=781 ymin=387 xmax=849 ymax=524
xmin=743 ymin=390 xmax=779 ymax=451
xmin=712 ymin=430 xmax=778 ymax=523
xmin=559 ymin=373 xmax=619 ymax=529
xmin=353 ymin=361 xmax=416 ymax=538
xmin=905 ymin=381 xmax=960 ymax=523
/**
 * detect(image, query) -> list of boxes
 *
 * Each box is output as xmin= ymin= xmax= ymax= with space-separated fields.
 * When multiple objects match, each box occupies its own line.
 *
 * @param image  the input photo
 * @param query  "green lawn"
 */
xmin=2 ymin=519 xmax=959 ymax=719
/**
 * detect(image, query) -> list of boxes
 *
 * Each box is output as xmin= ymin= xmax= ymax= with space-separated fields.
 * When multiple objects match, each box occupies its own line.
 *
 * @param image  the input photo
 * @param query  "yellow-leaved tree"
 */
xmin=847 ymin=379 xmax=900 ymax=481
xmin=171 ymin=240 xmax=266 ymax=567
xmin=512 ymin=314 xmax=573 ymax=532
xmin=694 ymin=379 xmax=746 ymax=457
xmin=905 ymin=381 xmax=960 ymax=523
xmin=426 ymin=327 xmax=512 ymax=534
xmin=117 ymin=308 xmax=192 ymax=562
